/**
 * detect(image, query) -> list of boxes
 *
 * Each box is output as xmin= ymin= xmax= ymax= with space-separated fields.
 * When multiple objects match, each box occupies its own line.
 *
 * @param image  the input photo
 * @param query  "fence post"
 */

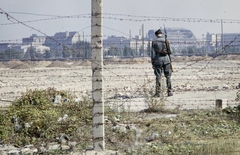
xmin=215 ymin=99 xmax=222 ymax=108
xmin=91 ymin=0 xmax=105 ymax=151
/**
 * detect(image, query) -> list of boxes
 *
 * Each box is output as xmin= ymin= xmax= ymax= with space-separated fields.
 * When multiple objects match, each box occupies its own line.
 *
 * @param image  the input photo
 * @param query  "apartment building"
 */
xmin=206 ymin=33 xmax=240 ymax=53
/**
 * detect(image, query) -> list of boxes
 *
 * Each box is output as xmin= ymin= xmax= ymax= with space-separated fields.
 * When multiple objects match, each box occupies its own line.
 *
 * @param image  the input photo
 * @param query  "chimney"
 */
xmin=66 ymin=31 xmax=69 ymax=38
xmin=139 ymin=29 xmax=142 ymax=39
xmin=129 ymin=30 xmax=131 ymax=39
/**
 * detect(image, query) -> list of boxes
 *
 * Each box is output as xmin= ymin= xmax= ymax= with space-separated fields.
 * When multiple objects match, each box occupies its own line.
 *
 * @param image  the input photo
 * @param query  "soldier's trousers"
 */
xmin=154 ymin=63 xmax=172 ymax=94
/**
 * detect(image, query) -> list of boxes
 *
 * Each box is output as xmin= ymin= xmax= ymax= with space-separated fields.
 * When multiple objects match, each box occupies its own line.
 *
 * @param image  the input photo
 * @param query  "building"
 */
xmin=0 ymin=34 xmax=50 ymax=54
xmin=206 ymin=33 xmax=240 ymax=53
xmin=0 ymin=43 xmax=30 ymax=54
xmin=103 ymin=28 xmax=197 ymax=57
xmin=44 ymin=31 xmax=82 ymax=52
xmin=103 ymin=35 xmax=149 ymax=57
xmin=148 ymin=27 xmax=197 ymax=53
xmin=22 ymin=34 xmax=46 ymax=46
xmin=0 ymin=43 xmax=12 ymax=53
xmin=19 ymin=45 xmax=50 ymax=54
xmin=21 ymin=34 xmax=50 ymax=53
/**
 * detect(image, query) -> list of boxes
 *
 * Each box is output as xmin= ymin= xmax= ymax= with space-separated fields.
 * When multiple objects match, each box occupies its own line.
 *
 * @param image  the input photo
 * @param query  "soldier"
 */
xmin=151 ymin=29 xmax=173 ymax=97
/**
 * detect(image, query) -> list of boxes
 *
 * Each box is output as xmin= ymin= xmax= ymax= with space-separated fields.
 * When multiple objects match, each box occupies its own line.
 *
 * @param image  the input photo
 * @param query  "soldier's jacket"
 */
xmin=151 ymin=36 xmax=171 ymax=66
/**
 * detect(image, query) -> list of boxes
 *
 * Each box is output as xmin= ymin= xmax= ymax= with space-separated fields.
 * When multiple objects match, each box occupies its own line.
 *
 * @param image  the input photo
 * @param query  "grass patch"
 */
xmin=0 ymin=88 xmax=92 ymax=149
xmin=1 ymin=88 xmax=240 ymax=154
xmin=104 ymin=108 xmax=240 ymax=154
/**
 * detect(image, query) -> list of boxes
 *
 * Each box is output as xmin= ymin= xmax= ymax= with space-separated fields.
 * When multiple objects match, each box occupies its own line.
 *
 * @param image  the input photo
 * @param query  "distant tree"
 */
xmin=43 ymin=50 xmax=51 ymax=59
xmin=181 ymin=48 xmax=188 ymax=55
xmin=187 ymin=46 xmax=197 ymax=54
xmin=54 ymin=50 xmax=62 ymax=58
xmin=0 ymin=51 xmax=4 ymax=60
xmin=23 ymin=50 xmax=30 ymax=59
xmin=62 ymin=46 xmax=72 ymax=58
xmin=29 ymin=46 xmax=36 ymax=59
xmin=123 ymin=46 xmax=134 ymax=57
xmin=23 ymin=46 xmax=37 ymax=60
xmin=72 ymin=41 xmax=91 ymax=59
xmin=1 ymin=48 xmax=22 ymax=60
xmin=147 ymin=41 xmax=153 ymax=57
xmin=196 ymin=46 xmax=207 ymax=55
xmin=224 ymin=46 xmax=239 ymax=54
xmin=108 ymin=47 xmax=121 ymax=56
xmin=72 ymin=48 xmax=78 ymax=58
xmin=139 ymin=45 xmax=144 ymax=56
xmin=34 ymin=49 xmax=45 ymax=59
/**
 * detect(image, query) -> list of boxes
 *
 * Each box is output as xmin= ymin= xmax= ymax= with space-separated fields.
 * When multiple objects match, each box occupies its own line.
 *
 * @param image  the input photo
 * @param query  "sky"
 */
xmin=0 ymin=0 xmax=240 ymax=42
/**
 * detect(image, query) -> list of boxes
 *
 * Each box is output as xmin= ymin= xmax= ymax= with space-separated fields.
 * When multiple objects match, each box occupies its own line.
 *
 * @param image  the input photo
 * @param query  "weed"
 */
xmin=1 ymin=88 xmax=240 ymax=154
xmin=0 ymin=88 xmax=92 ymax=149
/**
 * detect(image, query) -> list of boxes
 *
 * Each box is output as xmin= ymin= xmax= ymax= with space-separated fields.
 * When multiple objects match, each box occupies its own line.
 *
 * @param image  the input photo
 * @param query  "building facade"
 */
xmin=103 ymin=35 xmax=149 ymax=57
xmin=0 ymin=43 xmax=11 ymax=53
xmin=148 ymin=27 xmax=197 ymax=53
xmin=22 ymin=34 xmax=46 ymax=46
xmin=44 ymin=31 xmax=82 ymax=52
xmin=206 ymin=33 xmax=240 ymax=53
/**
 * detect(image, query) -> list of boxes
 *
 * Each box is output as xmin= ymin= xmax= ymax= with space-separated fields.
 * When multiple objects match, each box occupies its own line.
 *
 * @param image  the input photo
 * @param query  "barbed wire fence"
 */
xmin=0 ymin=7 xmax=240 ymax=154
xmin=0 ymin=8 xmax=239 ymax=119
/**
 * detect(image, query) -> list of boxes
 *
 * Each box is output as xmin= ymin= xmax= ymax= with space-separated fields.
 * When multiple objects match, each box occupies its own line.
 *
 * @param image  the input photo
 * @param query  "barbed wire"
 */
xmin=103 ymin=13 xmax=240 ymax=23
xmin=0 ymin=92 xmax=237 ymax=105
xmin=0 ymin=99 xmax=237 ymax=109
xmin=0 ymin=32 xmax=239 ymax=42
xmin=1 ymin=12 xmax=240 ymax=25
xmin=1 ymin=9 xmax=240 ymax=154
xmin=0 ymin=73 xmax=239 ymax=80
xmin=0 ymin=13 xmax=91 ymax=26
xmin=0 ymin=64 xmax=239 ymax=71
xmin=0 ymin=9 xmax=239 ymax=107
xmin=1 ymin=40 xmax=240 ymax=46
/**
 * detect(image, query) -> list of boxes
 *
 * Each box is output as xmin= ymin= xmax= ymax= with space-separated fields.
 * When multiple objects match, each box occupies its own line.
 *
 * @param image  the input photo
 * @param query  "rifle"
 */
xmin=163 ymin=24 xmax=173 ymax=72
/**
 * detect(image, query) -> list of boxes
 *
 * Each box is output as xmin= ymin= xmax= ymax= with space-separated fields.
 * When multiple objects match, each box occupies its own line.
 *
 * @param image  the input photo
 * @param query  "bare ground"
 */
xmin=0 ymin=56 xmax=239 ymax=110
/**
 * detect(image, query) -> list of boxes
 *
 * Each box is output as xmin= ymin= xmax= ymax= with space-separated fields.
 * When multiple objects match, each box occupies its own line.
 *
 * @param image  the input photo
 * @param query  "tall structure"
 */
xmin=91 ymin=0 xmax=105 ymax=151
xmin=206 ymin=33 xmax=240 ymax=53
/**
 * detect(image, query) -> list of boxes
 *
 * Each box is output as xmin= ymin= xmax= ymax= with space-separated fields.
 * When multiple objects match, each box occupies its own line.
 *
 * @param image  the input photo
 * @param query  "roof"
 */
xmin=54 ymin=31 xmax=77 ymax=39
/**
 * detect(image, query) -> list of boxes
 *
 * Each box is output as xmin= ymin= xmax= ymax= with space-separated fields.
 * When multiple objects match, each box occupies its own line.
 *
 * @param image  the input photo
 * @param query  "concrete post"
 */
xmin=215 ymin=99 xmax=222 ymax=108
xmin=91 ymin=0 xmax=105 ymax=151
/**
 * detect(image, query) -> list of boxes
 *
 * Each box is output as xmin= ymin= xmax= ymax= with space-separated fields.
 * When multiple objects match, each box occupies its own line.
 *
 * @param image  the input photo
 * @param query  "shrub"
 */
xmin=0 ymin=88 xmax=92 ymax=147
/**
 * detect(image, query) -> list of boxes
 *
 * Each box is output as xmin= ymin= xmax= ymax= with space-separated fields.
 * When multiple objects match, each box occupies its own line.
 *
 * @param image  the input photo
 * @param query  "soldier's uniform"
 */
xmin=151 ymin=29 xmax=173 ymax=97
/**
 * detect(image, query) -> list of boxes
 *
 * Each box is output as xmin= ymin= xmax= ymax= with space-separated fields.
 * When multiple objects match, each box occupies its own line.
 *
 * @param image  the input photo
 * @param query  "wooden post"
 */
xmin=91 ymin=0 xmax=105 ymax=151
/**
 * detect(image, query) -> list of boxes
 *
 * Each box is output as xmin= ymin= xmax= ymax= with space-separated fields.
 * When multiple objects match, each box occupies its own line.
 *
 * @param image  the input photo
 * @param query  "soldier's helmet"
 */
xmin=155 ymin=29 xmax=162 ymax=35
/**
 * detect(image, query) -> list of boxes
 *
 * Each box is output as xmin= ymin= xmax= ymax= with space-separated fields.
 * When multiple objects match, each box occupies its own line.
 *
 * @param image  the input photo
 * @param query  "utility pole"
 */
xmin=9 ymin=47 xmax=11 ymax=60
xmin=221 ymin=19 xmax=224 ymax=53
xmin=83 ymin=31 xmax=86 ymax=58
xmin=136 ymin=39 xmax=138 ymax=57
xmin=215 ymin=34 xmax=217 ymax=53
xmin=91 ymin=0 xmax=105 ymax=151
xmin=142 ymin=24 xmax=144 ymax=57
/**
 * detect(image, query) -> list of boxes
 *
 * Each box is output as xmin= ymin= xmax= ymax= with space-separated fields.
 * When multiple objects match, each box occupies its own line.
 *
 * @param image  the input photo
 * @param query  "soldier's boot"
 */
xmin=153 ymin=78 xmax=161 ymax=97
xmin=166 ymin=76 xmax=173 ymax=97
xmin=168 ymin=91 xmax=173 ymax=97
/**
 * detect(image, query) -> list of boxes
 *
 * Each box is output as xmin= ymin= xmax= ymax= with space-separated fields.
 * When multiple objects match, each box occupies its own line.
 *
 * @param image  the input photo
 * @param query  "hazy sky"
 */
xmin=0 ymin=0 xmax=240 ymax=42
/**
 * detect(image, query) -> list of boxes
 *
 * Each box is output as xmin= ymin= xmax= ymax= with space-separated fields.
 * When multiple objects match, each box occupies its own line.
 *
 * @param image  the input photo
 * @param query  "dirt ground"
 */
xmin=0 ymin=55 xmax=239 ymax=110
